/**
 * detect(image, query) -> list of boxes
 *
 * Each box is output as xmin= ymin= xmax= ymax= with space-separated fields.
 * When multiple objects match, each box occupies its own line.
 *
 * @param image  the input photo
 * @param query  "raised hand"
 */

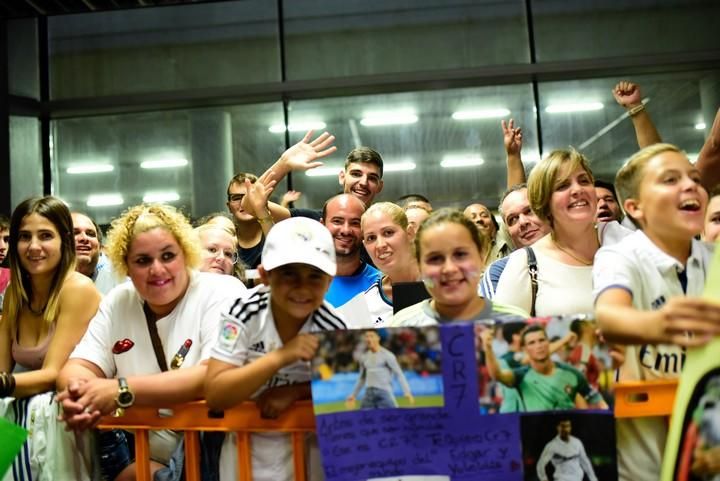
xmin=240 ymin=176 xmax=277 ymax=219
xmin=502 ymin=119 xmax=523 ymax=156
xmin=280 ymin=130 xmax=337 ymax=174
xmin=281 ymin=190 xmax=302 ymax=208
xmin=613 ymin=81 xmax=643 ymax=108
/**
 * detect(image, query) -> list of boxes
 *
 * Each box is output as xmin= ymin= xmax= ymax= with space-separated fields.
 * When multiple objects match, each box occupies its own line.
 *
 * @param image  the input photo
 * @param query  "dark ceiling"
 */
xmin=0 ymin=0 xmax=225 ymax=18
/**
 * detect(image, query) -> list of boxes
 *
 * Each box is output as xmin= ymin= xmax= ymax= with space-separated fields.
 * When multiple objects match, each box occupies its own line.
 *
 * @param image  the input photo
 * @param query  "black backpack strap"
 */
xmin=525 ymin=247 xmax=538 ymax=317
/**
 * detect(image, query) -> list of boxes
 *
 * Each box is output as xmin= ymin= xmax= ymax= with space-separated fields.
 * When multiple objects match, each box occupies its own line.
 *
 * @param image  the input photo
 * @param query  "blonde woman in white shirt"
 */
xmin=494 ymin=148 xmax=629 ymax=319
xmin=339 ymin=202 xmax=420 ymax=327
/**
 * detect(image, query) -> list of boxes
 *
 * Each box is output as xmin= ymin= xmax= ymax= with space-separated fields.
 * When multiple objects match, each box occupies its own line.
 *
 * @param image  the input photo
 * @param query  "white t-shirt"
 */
xmin=211 ymin=285 xmax=347 ymax=481
xmin=337 ymin=280 xmax=392 ymax=329
xmin=536 ymin=435 xmax=598 ymax=481
xmin=70 ymin=271 xmax=246 ymax=463
xmin=389 ymin=298 xmax=528 ymax=327
xmin=71 ymin=271 xmax=246 ymax=377
xmin=592 ymin=230 xmax=714 ymax=481
xmin=494 ymin=221 xmax=631 ymax=317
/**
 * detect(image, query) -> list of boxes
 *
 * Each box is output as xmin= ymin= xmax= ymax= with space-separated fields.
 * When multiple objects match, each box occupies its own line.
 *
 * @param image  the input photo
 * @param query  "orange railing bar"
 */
xmin=613 ymin=379 xmax=678 ymax=418
xmin=97 ymin=400 xmax=316 ymax=481
xmin=96 ymin=381 xmax=679 ymax=479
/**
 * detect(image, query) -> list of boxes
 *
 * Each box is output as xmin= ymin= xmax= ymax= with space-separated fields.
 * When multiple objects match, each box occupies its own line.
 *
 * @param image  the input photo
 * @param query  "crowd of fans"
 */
xmin=0 ymin=80 xmax=719 ymax=481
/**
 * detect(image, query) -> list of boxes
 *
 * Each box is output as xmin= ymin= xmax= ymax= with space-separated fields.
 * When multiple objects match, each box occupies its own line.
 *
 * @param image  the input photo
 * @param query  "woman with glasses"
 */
xmin=56 ymin=203 xmax=246 ymax=481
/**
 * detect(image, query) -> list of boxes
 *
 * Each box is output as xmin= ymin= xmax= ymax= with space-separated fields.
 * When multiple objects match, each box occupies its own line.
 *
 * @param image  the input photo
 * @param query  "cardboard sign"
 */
xmin=312 ymin=320 xmax=617 ymax=481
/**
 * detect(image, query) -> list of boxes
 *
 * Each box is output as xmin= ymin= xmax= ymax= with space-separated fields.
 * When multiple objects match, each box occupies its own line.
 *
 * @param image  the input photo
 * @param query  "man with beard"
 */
xmin=536 ymin=419 xmax=598 ymax=481
xmin=71 ymin=212 xmax=118 ymax=294
xmin=321 ymin=194 xmax=380 ymax=308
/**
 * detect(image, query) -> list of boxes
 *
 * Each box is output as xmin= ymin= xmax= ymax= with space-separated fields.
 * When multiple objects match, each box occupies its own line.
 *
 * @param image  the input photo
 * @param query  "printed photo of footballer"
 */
xmin=475 ymin=316 xmax=615 ymax=414
xmin=520 ymin=412 xmax=617 ymax=481
xmin=311 ymin=327 xmax=443 ymax=415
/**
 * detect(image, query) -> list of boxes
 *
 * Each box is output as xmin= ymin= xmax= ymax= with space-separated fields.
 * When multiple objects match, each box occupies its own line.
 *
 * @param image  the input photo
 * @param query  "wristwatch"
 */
xmin=113 ymin=377 xmax=135 ymax=417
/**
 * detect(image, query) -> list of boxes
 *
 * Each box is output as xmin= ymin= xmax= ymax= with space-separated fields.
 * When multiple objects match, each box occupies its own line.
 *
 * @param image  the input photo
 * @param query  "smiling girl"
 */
xmin=0 ymin=196 xmax=100 ymax=400
xmin=390 ymin=209 xmax=527 ymax=326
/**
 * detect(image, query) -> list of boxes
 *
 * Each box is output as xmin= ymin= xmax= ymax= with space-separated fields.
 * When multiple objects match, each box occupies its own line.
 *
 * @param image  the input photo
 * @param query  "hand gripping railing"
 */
xmin=97 ymin=400 xmax=316 ymax=481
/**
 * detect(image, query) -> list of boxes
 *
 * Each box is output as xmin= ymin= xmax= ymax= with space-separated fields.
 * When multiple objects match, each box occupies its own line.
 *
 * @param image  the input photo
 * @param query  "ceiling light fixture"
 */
xmin=66 ymin=163 xmax=115 ymax=175
xmin=269 ymin=121 xmax=327 ymax=133
xmin=440 ymin=153 xmax=485 ymax=168
xmin=305 ymin=165 xmax=343 ymax=177
xmin=383 ymin=160 xmax=417 ymax=172
xmin=360 ymin=112 xmax=418 ymax=127
xmin=451 ymin=108 xmax=511 ymax=120
xmin=695 ymin=122 xmax=707 ymax=130
xmin=140 ymin=157 xmax=189 ymax=169
xmin=545 ymin=102 xmax=604 ymax=114
xmin=86 ymin=194 xmax=124 ymax=207
xmin=143 ymin=191 xmax=180 ymax=203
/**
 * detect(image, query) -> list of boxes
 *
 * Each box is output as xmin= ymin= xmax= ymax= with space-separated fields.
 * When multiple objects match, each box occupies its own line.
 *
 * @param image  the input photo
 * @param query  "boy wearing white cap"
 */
xmin=205 ymin=217 xmax=347 ymax=481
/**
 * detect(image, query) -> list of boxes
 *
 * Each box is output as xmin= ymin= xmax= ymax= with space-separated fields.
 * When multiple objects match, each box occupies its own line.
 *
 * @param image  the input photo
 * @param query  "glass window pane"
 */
xmin=284 ymin=0 xmax=530 ymax=81
xmin=51 ymin=103 xmax=285 ymax=224
xmin=533 ymin=0 xmax=720 ymax=62
xmin=49 ymin=0 xmax=280 ymax=99
xmin=288 ymin=85 xmax=538 ymax=210
xmin=537 ymin=71 xmax=720 ymax=183
xmin=8 ymin=18 xmax=39 ymax=99
xmin=10 ymin=116 xmax=42 ymax=207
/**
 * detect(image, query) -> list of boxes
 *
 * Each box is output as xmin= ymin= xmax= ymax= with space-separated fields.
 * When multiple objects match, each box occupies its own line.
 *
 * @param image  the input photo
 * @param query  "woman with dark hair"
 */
xmin=0 ymin=196 xmax=100 ymax=399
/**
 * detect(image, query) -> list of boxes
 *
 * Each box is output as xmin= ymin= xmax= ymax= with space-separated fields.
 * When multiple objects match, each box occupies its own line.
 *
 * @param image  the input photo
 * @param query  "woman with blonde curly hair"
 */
xmin=57 ymin=203 xmax=246 ymax=481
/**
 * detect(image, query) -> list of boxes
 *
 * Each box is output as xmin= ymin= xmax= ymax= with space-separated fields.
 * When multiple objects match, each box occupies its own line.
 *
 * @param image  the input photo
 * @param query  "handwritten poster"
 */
xmin=311 ymin=321 xmax=617 ymax=481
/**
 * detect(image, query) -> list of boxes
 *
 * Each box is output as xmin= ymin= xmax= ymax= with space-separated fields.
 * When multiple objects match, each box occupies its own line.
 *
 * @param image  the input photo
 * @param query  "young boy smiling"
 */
xmin=205 ymin=217 xmax=346 ymax=481
xmin=593 ymin=143 xmax=720 ymax=481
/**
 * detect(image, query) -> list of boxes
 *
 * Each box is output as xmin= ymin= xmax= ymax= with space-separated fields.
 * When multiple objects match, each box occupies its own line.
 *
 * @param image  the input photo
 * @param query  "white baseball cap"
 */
xmin=261 ymin=217 xmax=337 ymax=276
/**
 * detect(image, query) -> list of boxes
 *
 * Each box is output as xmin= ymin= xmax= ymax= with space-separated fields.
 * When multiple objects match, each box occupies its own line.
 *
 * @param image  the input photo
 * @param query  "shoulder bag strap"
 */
xmin=524 ymin=247 xmax=538 ymax=318
xmin=143 ymin=302 xmax=169 ymax=372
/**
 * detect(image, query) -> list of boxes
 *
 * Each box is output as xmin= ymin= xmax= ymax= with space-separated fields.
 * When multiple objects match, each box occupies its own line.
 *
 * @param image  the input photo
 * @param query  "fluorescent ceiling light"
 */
xmin=143 ymin=191 xmax=180 ymax=203
xmin=305 ymin=165 xmax=343 ymax=177
xmin=384 ymin=160 xmax=416 ymax=172
xmin=269 ymin=121 xmax=327 ymax=134
xmin=66 ymin=163 xmax=114 ymax=175
xmin=451 ymin=108 xmax=511 ymax=120
xmin=360 ymin=112 xmax=418 ymax=127
xmin=440 ymin=153 xmax=485 ymax=168
xmin=140 ymin=157 xmax=188 ymax=169
xmin=86 ymin=194 xmax=124 ymax=207
xmin=695 ymin=122 xmax=707 ymax=130
xmin=523 ymin=153 xmax=542 ymax=165
xmin=545 ymin=102 xmax=604 ymax=114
